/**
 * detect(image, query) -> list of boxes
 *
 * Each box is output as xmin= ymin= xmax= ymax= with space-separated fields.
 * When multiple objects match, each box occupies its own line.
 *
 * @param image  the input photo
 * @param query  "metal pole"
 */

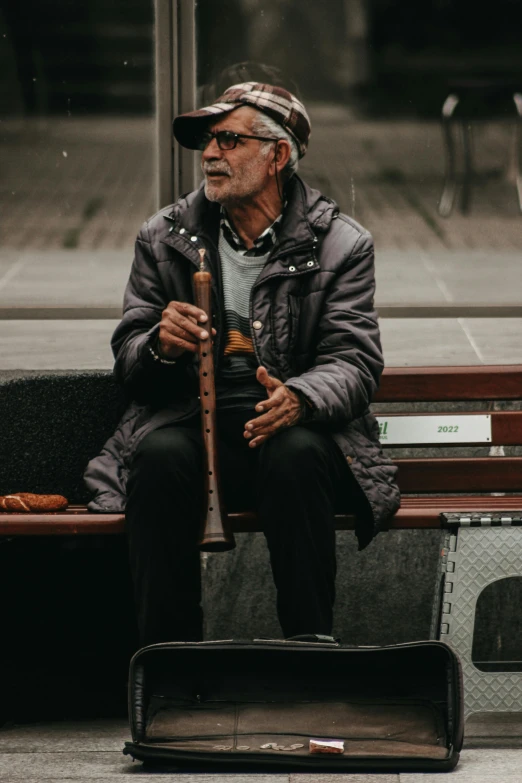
xmin=178 ymin=0 xmax=198 ymax=196
xmin=155 ymin=0 xmax=175 ymax=208
xmin=154 ymin=0 xmax=197 ymax=207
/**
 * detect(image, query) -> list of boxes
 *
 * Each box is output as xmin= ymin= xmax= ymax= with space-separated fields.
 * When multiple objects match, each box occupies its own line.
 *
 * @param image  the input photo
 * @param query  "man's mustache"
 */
xmin=202 ymin=164 xmax=231 ymax=176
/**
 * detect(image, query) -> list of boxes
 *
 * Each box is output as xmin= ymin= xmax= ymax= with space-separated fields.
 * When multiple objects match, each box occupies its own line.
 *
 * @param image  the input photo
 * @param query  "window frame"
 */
xmin=155 ymin=0 xmax=198 ymax=207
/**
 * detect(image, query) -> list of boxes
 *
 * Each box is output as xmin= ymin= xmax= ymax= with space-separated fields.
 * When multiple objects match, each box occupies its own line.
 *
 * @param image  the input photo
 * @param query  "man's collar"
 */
xmin=171 ymin=175 xmax=324 ymax=255
xmin=220 ymin=203 xmax=286 ymax=257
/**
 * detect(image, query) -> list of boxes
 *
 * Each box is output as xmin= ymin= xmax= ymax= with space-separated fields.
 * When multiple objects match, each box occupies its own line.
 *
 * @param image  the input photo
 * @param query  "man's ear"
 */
xmin=272 ymin=140 xmax=291 ymax=174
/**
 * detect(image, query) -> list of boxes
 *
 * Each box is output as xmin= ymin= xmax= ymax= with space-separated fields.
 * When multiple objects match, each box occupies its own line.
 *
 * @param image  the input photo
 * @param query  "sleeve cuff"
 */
xmin=140 ymin=325 xmax=191 ymax=371
xmin=291 ymin=388 xmax=315 ymax=423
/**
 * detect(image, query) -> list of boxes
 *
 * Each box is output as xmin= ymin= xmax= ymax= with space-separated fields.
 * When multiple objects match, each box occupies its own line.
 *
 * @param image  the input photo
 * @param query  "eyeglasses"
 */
xmin=198 ymin=130 xmax=280 ymax=151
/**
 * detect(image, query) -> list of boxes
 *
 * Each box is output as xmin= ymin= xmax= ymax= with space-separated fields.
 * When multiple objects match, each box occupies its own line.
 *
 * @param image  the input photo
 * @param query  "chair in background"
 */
xmin=438 ymin=78 xmax=522 ymax=217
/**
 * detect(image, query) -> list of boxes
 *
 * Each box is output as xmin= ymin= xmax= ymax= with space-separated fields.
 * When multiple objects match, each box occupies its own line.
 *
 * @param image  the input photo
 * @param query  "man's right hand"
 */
xmin=157 ymin=301 xmax=216 ymax=359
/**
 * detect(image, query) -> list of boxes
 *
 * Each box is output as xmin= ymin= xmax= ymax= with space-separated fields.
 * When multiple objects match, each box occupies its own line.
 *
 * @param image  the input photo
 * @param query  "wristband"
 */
xmin=148 ymin=342 xmax=177 ymax=365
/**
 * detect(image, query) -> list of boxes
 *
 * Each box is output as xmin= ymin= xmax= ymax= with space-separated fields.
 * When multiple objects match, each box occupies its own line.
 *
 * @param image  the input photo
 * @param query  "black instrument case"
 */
xmin=123 ymin=638 xmax=464 ymax=772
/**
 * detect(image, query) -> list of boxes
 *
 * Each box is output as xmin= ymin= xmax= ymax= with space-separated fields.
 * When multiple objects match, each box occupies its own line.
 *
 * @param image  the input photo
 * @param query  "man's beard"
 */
xmin=202 ymin=160 xmax=265 ymax=204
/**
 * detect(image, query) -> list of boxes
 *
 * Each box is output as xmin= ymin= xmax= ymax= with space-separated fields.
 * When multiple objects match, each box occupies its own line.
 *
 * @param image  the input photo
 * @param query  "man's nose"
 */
xmin=201 ymin=137 xmax=222 ymax=161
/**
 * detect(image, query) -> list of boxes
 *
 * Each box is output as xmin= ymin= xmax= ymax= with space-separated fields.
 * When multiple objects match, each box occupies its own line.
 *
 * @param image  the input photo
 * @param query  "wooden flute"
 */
xmin=193 ymin=247 xmax=236 ymax=552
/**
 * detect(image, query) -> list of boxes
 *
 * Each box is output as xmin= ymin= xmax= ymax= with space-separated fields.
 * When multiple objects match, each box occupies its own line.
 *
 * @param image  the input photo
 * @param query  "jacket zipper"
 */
xmin=287 ymin=294 xmax=301 ymax=352
xmin=124 ymin=741 xmax=457 ymax=769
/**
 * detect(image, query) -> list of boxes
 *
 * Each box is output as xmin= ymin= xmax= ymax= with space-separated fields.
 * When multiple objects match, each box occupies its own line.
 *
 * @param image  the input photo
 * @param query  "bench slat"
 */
xmin=396 ymin=497 xmax=522 ymax=509
xmin=396 ymin=457 xmax=522 ymax=493
xmin=0 ymin=513 xmax=126 ymax=535
xmin=1 ymin=496 xmax=521 ymax=535
xmin=377 ymin=365 xmax=522 ymax=402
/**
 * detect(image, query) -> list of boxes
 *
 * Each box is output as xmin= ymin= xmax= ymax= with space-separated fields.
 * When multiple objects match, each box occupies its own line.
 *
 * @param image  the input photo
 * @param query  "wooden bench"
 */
xmin=2 ymin=364 xmax=521 ymax=722
xmin=1 ymin=364 xmax=521 ymax=536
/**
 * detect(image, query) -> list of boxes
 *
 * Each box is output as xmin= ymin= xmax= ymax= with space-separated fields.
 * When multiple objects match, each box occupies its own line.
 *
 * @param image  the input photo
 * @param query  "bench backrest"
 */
xmin=0 ymin=366 xmax=520 ymax=502
xmin=375 ymin=365 xmax=522 ymax=494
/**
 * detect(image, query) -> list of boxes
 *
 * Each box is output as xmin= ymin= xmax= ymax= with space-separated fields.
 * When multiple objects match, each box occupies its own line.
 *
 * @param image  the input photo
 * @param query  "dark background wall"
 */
xmin=0 ymin=0 xmax=154 ymax=115
xmin=196 ymin=0 xmax=522 ymax=113
xmin=2 ymin=0 xmax=522 ymax=117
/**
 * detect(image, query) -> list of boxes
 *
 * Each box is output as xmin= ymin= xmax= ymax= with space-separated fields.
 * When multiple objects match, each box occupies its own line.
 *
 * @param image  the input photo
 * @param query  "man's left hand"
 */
xmin=244 ymin=366 xmax=303 ymax=448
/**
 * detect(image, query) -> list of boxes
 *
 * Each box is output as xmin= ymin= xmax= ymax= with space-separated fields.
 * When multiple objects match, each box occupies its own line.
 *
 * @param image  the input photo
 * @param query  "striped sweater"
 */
xmin=218 ymin=230 xmax=269 ymax=382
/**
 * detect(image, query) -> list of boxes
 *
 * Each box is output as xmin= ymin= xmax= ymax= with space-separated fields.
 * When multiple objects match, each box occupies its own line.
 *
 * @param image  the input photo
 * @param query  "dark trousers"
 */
xmin=125 ymin=410 xmax=366 ymax=645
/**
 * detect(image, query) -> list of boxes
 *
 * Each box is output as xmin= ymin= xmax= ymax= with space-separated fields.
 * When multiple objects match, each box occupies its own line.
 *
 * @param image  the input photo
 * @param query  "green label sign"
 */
xmin=375 ymin=415 xmax=492 ymax=445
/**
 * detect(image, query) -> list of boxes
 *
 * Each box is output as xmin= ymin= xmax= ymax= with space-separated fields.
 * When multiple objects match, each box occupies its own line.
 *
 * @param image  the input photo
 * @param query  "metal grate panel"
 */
xmin=438 ymin=522 xmax=522 ymax=719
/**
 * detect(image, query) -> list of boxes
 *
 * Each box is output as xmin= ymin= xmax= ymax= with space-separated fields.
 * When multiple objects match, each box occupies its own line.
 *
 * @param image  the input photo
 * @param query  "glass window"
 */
xmin=0 ymin=0 xmax=155 ymax=369
xmin=2 ymin=1 xmax=521 ymax=369
xmin=195 ymin=0 xmax=522 ymax=367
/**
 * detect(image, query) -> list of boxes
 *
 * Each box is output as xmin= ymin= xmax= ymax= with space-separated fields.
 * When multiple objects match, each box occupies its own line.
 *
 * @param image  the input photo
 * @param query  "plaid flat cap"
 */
xmin=173 ymin=82 xmax=311 ymax=158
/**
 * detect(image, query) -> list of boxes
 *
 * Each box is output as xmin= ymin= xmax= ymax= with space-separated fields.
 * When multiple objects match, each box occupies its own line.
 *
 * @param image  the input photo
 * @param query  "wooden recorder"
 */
xmin=193 ymin=248 xmax=236 ymax=552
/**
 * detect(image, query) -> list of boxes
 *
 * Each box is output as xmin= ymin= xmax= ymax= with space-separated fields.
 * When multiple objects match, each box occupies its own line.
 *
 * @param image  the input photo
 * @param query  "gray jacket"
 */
xmin=84 ymin=175 xmax=400 ymax=548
